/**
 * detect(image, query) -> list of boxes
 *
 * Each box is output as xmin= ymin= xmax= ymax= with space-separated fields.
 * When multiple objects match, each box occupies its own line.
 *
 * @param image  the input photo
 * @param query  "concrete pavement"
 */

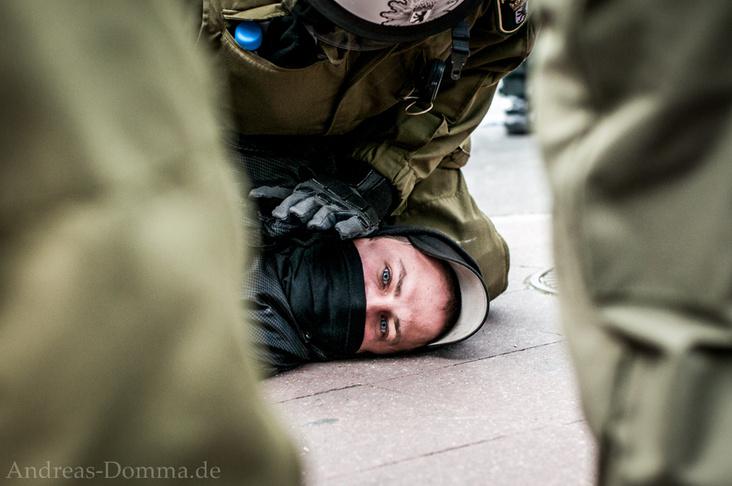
xmin=263 ymin=118 xmax=598 ymax=485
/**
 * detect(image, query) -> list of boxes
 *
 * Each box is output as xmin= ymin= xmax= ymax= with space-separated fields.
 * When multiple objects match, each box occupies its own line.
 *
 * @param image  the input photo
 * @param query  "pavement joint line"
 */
xmin=325 ymin=435 xmax=510 ymax=480
xmin=273 ymin=383 xmax=364 ymax=404
xmin=324 ymin=419 xmax=590 ymax=480
xmin=538 ymin=329 xmax=564 ymax=338
xmin=272 ymin=343 xmax=566 ymax=404
xmin=434 ymin=339 xmax=564 ymax=368
xmin=371 ymin=340 xmax=565 ymax=387
xmin=563 ymin=419 xmax=586 ymax=426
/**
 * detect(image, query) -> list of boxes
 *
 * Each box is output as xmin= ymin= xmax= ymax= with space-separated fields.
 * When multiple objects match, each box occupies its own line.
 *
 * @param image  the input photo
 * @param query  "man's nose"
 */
xmin=366 ymin=291 xmax=394 ymax=312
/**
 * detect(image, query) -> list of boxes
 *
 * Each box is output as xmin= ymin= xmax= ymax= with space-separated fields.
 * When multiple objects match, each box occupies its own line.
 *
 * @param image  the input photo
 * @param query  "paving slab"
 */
xmin=324 ymin=421 xmax=596 ymax=486
xmin=263 ymin=122 xmax=597 ymax=485
xmin=272 ymin=343 xmax=593 ymax=484
xmin=277 ymin=343 xmax=581 ymax=475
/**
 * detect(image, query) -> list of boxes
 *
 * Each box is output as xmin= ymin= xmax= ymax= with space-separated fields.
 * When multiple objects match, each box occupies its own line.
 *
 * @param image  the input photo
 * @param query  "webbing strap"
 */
xmin=450 ymin=19 xmax=470 ymax=80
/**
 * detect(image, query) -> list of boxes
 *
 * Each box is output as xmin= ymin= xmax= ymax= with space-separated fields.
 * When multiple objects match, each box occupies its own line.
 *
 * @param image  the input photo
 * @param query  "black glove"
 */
xmin=249 ymin=170 xmax=395 ymax=240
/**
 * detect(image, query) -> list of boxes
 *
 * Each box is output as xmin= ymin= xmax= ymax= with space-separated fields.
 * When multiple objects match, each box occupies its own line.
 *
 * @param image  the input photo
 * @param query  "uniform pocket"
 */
xmin=218 ymin=28 xmax=347 ymax=134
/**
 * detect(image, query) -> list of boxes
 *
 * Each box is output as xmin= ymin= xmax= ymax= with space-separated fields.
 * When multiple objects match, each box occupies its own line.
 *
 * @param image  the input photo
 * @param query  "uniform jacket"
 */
xmin=202 ymin=0 xmax=533 ymax=211
xmin=202 ymin=0 xmax=534 ymax=299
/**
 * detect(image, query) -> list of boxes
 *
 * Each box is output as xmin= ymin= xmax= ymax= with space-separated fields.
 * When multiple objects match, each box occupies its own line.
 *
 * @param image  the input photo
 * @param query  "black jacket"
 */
xmin=234 ymin=135 xmax=366 ymax=375
xmin=243 ymin=250 xmax=322 ymax=375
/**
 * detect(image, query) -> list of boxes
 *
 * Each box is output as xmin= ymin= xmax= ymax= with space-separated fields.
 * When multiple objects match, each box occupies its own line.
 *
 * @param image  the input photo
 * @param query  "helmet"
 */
xmin=303 ymin=0 xmax=481 ymax=43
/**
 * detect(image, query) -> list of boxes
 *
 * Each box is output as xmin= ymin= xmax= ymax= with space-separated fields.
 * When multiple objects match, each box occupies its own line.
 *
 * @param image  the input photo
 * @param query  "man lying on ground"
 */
xmin=245 ymin=226 xmax=490 ymax=375
xmin=233 ymin=137 xmax=491 ymax=375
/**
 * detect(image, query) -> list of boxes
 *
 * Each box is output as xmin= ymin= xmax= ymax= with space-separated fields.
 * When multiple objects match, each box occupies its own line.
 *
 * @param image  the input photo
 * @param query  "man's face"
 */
xmin=354 ymin=237 xmax=451 ymax=354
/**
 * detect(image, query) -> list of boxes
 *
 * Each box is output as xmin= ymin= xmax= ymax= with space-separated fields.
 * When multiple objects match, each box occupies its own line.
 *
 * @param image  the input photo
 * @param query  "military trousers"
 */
xmin=534 ymin=0 xmax=732 ymax=484
xmin=0 ymin=2 xmax=299 ymax=484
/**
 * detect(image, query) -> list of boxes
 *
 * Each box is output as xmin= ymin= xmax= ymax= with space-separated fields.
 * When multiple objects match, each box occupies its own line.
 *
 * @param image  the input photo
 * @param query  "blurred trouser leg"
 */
xmin=533 ymin=0 xmax=732 ymax=484
xmin=0 ymin=1 xmax=299 ymax=485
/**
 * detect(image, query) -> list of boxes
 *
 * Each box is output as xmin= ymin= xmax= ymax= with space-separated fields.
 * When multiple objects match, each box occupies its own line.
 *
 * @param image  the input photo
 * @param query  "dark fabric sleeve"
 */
xmin=243 ymin=256 xmax=312 ymax=376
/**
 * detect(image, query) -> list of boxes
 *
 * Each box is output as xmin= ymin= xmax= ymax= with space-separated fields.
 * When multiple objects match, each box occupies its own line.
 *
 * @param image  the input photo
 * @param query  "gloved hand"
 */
xmin=250 ymin=170 xmax=394 ymax=240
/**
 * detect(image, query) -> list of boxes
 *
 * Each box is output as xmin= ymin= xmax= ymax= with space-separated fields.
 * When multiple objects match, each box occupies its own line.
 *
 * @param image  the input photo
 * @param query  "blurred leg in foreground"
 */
xmin=533 ymin=1 xmax=732 ymax=484
xmin=0 ymin=1 xmax=299 ymax=484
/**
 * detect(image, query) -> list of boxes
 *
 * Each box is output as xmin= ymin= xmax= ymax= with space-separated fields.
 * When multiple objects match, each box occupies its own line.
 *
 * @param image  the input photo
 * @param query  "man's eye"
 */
xmin=379 ymin=316 xmax=388 ymax=336
xmin=381 ymin=266 xmax=391 ymax=287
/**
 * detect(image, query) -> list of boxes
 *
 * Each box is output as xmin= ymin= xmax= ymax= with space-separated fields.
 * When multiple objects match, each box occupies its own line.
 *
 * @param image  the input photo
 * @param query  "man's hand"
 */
xmin=249 ymin=171 xmax=392 ymax=239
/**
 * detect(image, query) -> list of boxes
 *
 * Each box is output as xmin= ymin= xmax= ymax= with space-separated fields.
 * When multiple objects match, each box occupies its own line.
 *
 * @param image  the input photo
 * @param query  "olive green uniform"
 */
xmin=534 ymin=0 xmax=732 ymax=484
xmin=0 ymin=1 xmax=299 ymax=484
xmin=201 ymin=0 xmax=535 ymax=298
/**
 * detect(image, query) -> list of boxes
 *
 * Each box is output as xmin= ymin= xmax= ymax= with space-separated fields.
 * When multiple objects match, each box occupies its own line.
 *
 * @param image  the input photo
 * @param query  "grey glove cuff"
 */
xmin=354 ymin=169 xmax=397 ymax=220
